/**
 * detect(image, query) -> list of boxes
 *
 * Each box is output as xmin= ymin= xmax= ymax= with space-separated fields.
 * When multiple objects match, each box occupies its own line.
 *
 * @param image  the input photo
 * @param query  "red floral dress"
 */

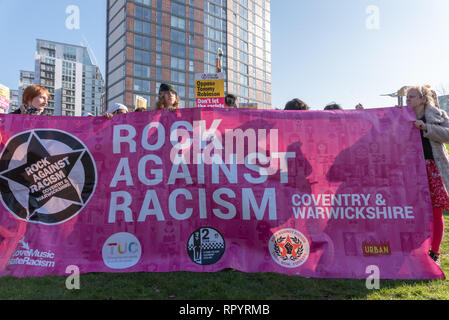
xmin=425 ymin=159 xmax=449 ymax=209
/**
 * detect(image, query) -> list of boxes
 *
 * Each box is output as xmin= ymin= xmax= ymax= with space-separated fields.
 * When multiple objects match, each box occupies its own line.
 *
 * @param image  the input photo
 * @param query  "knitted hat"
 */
xmin=107 ymin=103 xmax=128 ymax=114
xmin=159 ymin=83 xmax=176 ymax=94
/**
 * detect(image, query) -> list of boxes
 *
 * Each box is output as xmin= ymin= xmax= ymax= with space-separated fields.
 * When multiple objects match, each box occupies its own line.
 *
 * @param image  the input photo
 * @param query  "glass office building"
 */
xmin=106 ymin=0 xmax=271 ymax=110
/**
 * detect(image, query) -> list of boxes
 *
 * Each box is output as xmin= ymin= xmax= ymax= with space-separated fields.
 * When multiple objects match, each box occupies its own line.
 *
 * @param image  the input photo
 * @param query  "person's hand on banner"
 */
xmin=413 ymin=119 xmax=427 ymax=131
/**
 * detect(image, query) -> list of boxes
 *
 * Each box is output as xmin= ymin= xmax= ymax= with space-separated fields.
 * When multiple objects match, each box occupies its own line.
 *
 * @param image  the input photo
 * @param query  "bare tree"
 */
xmin=435 ymin=83 xmax=449 ymax=96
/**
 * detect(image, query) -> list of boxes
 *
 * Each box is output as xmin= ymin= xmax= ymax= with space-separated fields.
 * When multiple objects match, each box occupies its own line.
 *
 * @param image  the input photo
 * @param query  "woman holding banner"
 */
xmin=104 ymin=103 xmax=129 ymax=118
xmin=407 ymin=85 xmax=449 ymax=265
xmin=155 ymin=83 xmax=179 ymax=111
xmin=12 ymin=84 xmax=49 ymax=115
xmin=284 ymin=98 xmax=309 ymax=110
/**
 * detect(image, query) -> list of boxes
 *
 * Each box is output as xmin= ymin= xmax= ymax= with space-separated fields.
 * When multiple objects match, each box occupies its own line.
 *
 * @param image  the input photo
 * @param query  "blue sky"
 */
xmin=271 ymin=0 xmax=449 ymax=109
xmin=1 ymin=0 xmax=448 ymax=110
xmin=0 ymin=0 xmax=106 ymax=88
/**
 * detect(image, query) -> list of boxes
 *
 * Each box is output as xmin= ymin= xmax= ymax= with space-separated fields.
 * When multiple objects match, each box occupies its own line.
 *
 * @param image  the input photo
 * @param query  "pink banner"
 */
xmin=0 ymin=107 xmax=444 ymax=279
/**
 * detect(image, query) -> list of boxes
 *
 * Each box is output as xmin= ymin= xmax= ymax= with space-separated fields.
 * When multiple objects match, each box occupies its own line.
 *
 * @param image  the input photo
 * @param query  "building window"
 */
xmin=240 ymin=74 xmax=248 ymax=86
xmin=135 ymin=0 xmax=150 ymax=6
xmin=171 ymin=43 xmax=186 ymax=56
xmin=135 ymin=5 xmax=151 ymax=20
xmin=134 ymin=78 xmax=150 ymax=92
xmin=171 ymin=16 xmax=186 ymax=30
xmin=134 ymin=64 xmax=150 ymax=78
xmin=171 ymin=3 xmax=186 ymax=17
xmin=134 ymin=34 xmax=151 ymax=49
xmin=171 ymin=71 xmax=185 ymax=84
xmin=63 ymin=46 xmax=77 ymax=61
xmin=171 ymin=57 xmax=186 ymax=70
xmin=134 ymin=49 xmax=150 ymax=64
xmin=239 ymin=63 xmax=248 ymax=74
xmin=135 ymin=20 xmax=151 ymax=34
xmin=171 ymin=29 xmax=186 ymax=43
xmin=240 ymin=51 xmax=248 ymax=64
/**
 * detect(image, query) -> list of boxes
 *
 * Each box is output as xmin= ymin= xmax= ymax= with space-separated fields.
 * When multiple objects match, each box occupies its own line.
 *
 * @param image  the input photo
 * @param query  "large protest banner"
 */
xmin=0 ymin=107 xmax=444 ymax=279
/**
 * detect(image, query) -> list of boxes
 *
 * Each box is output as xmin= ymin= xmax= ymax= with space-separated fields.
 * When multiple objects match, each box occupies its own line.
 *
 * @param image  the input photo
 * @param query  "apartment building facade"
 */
xmin=35 ymin=39 xmax=104 ymax=116
xmin=106 ymin=0 xmax=271 ymax=110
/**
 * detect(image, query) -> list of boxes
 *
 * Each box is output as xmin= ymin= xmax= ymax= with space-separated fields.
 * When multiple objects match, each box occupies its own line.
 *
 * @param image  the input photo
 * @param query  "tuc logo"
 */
xmin=0 ymin=129 xmax=96 ymax=225
xmin=102 ymin=232 xmax=142 ymax=269
xmin=362 ymin=241 xmax=391 ymax=257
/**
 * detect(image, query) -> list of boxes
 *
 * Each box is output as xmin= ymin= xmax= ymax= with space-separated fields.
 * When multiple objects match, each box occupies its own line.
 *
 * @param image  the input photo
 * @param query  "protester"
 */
xmin=407 ymin=85 xmax=449 ymax=265
xmin=225 ymin=94 xmax=238 ymax=108
xmin=104 ymin=103 xmax=129 ymax=119
xmin=11 ymin=84 xmax=49 ymax=115
xmin=324 ymin=102 xmax=343 ymax=110
xmin=355 ymin=103 xmax=364 ymax=110
xmin=284 ymin=98 xmax=309 ymax=110
xmin=155 ymin=83 xmax=179 ymax=111
xmin=134 ymin=106 xmax=146 ymax=112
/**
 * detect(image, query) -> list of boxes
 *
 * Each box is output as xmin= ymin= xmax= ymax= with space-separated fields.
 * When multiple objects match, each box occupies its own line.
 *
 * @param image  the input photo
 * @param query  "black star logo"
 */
xmin=0 ymin=133 xmax=83 ymax=219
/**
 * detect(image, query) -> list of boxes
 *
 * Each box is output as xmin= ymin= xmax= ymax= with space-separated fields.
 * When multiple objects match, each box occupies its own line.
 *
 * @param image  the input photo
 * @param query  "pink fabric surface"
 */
xmin=0 ymin=106 xmax=443 ymax=279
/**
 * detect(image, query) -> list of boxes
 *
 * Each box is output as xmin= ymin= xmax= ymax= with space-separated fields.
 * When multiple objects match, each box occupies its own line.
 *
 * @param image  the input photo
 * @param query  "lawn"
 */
xmin=0 ymin=213 xmax=448 ymax=300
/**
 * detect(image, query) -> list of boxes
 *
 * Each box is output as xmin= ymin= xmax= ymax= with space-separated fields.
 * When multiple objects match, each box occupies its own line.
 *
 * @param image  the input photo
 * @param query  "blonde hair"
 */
xmin=407 ymin=85 xmax=437 ymax=108
xmin=155 ymin=91 xmax=180 ymax=110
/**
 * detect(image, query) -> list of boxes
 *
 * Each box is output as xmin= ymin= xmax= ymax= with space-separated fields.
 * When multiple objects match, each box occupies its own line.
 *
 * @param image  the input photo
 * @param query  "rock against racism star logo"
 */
xmin=0 ymin=129 xmax=97 ymax=225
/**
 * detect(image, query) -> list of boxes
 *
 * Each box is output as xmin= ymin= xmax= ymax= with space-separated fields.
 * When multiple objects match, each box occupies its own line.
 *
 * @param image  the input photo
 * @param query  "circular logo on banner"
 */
xmin=102 ymin=232 xmax=142 ymax=269
xmin=269 ymin=229 xmax=310 ymax=268
xmin=0 ymin=129 xmax=96 ymax=225
xmin=187 ymin=227 xmax=225 ymax=265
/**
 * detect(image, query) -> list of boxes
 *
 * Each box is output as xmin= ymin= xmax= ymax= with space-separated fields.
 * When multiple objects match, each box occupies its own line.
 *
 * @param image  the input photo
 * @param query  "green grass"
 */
xmin=1 ymin=213 xmax=449 ymax=300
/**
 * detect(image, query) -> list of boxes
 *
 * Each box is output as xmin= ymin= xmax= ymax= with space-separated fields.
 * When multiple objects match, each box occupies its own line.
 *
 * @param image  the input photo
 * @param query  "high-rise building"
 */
xmin=105 ymin=0 xmax=271 ymax=110
xmin=34 ymin=39 xmax=104 ymax=116
xmin=9 ymin=89 xmax=19 ymax=112
xmin=18 ymin=70 xmax=35 ymax=106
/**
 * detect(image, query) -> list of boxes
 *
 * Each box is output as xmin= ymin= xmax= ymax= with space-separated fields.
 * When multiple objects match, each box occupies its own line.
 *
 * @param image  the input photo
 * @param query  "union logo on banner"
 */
xmin=362 ymin=241 xmax=391 ymax=257
xmin=269 ymin=229 xmax=310 ymax=268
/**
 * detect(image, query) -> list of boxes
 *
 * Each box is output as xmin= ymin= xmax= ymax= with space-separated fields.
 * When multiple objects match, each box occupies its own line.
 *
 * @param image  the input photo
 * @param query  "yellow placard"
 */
xmin=195 ymin=73 xmax=225 ymax=107
xmin=239 ymin=103 xmax=258 ymax=109
xmin=0 ymin=84 xmax=10 ymax=110
xmin=134 ymin=95 xmax=147 ymax=110
xmin=0 ymin=84 xmax=9 ymax=100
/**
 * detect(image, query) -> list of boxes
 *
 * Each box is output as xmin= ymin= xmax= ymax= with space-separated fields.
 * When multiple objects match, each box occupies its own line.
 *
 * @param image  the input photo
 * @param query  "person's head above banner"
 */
xmin=107 ymin=103 xmax=128 ymax=115
xmin=284 ymin=98 xmax=309 ymax=111
xmin=14 ymin=84 xmax=50 ymax=115
xmin=156 ymin=83 xmax=179 ymax=111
